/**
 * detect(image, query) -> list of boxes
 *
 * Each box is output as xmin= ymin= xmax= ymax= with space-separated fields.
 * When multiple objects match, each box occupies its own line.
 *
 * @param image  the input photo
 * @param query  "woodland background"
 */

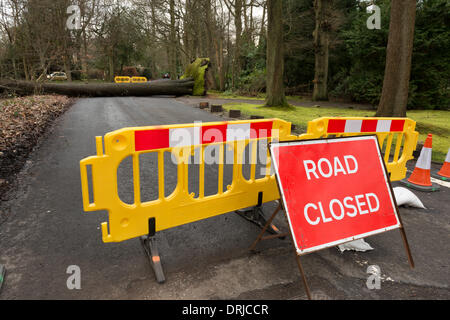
xmin=0 ymin=0 xmax=448 ymax=110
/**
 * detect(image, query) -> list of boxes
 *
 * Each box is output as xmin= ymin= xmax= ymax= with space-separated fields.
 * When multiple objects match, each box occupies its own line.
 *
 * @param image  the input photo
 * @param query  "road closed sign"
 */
xmin=270 ymin=136 xmax=401 ymax=255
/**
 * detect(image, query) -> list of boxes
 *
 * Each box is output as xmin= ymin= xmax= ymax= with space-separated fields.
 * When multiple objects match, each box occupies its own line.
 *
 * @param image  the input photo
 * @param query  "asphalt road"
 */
xmin=0 ymin=96 xmax=449 ymax=300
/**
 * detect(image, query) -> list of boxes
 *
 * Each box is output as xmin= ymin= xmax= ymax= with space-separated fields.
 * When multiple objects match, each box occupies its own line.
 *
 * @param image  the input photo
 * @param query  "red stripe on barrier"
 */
xmin=250 ymin=121 xmax=273 ymax=139
xmin=135 ymin=129 xmax=169 ymax=151
xmin=327 ymin=119 xmax=346 ymax=133
xmin=361 ymin=119 xmax=378 ymax=132
xmin=390 ymin=120 xmax=405 ymax=132
xmin=135 ymin=121 xmax=275 ymax=151
xmin=201 ymin=124 xmax=228 ymax=144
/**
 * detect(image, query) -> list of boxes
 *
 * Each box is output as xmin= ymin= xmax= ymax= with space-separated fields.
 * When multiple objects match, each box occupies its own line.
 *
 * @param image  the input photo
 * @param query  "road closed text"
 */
xmin=303 ymin=155 xmax=358 ymax=180
xmin=304 ymin=192 xmax=380 ymax=225
xmin=302 ymin=155 xmax=381 ymax=225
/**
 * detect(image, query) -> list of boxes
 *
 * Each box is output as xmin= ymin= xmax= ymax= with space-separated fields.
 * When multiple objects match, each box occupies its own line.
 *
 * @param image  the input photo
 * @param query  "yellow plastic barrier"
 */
xmin=80 ymin=119 xmax=297 ymax=242
xmin=114 ymin=76 xmax=131 ymax=83
xmin=131 ymin=76 xmax=148 ymax=83
xmin=80 ymin=117 xmax=418 ymax=243
xmin=298 ymin=117 xmax=418 ymax=181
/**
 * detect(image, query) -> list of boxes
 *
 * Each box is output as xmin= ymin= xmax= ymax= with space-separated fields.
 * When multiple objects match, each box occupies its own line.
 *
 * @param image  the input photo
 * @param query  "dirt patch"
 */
xmin=0 ymin=95 xmax=74 ymax=198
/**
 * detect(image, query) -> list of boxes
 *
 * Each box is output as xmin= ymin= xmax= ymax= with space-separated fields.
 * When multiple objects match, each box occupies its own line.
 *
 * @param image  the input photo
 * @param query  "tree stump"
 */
xmin=210 ymin=104 xmax=223 ymax=112
xmin=229 ymin=110 xmax=241 ymax=118
xmin=199 ymin=102 xmax=209 ymax=109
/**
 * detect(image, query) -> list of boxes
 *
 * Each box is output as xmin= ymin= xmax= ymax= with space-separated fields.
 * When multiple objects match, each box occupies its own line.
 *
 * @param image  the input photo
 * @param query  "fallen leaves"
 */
xmin=0 ymin=95 xmax=73 ymax=182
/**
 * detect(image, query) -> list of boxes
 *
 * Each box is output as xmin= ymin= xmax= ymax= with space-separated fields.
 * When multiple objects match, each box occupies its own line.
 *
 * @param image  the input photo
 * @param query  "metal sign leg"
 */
xmin=295 ymin=254 xmax=312 ymax=300
xmin=399 ymin=226 xmax=415 ymax=269
xmin=248 ymin=199 xmax=313 ymax=300
xmin=249 ymin=201 xmax=287 ymax=251
xmin=387 ymin=174 xmax=415 ymax=269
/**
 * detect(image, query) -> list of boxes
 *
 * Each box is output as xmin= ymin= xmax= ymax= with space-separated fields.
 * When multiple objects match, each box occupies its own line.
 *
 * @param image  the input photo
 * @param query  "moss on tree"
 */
xmin=181 ymin=58 xmax=210 ymax=96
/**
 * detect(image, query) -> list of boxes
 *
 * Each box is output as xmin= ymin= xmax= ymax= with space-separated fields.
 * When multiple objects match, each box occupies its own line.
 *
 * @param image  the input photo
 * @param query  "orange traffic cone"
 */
xmin=400 ymin=134 xmax=440 ymax=191
xmin=433 ymin=148 xmax=450 ymax=181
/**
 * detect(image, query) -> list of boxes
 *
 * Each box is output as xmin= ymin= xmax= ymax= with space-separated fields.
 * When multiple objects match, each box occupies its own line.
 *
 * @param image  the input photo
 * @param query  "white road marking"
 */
xmin=406 ymin=169 xmax=450 ymax=188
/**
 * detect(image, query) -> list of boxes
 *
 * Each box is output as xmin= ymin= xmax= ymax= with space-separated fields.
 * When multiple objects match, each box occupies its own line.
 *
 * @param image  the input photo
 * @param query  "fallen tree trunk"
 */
xmin=0 ymin=78 xmax=195 ymax=97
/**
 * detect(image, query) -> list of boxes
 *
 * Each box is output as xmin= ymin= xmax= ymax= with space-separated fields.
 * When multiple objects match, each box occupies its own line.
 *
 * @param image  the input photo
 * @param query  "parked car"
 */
xmin=47 ymin=72 xmax=68 ymax=81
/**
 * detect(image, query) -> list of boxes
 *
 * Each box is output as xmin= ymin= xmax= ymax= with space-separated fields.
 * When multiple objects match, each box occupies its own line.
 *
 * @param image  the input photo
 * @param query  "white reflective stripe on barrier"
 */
xmin=376 ymin=120 xmax=392 ymax=132
xmin=169 ymin=127 xmax=201 ymax=147
xmin=344 ymin=120 xmax=362 ymax=133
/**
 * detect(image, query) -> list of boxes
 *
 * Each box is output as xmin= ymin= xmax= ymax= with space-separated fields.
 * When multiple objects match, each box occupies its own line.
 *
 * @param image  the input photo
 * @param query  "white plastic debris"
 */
xmin=338 ymin=238 xmax=374 ymax=253
xmin=336 ymin=188 xmax=424 ymax=253
xmin=393 ymin=187 xmax=426 ymax=209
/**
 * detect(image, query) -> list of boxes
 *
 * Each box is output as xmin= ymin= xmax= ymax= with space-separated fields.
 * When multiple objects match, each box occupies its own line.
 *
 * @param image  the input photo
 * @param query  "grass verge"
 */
xmin=207 ymin=90 xmax=304 ymax=103
xmin=222 ymin=102 xmax=450 ymax=162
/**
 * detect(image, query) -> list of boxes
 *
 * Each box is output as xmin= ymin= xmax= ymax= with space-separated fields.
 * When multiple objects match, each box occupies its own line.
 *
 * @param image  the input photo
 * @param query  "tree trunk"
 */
xmin=63 ymin=55 xmax=72 ymax=82
xmin=1 ymin=58 xmax=211 ymax=97
xmin=81 ymin=30 xmax=88 ymax=79
xmin=23 ymin=56 xmax=29 ymax=81
xmin=265 ymin=0 xmax=288 ymax=107
xmin=12 ymin=58 xmax=18 ymax=79
xmin=216 ymin=39 xmax=225 ymax=91
xmin=169 ymin=0 xmax=178 ymax=79
xmin=108 ymin=54 xmax=115 ymax=82
xmin=376 ymin=0 xmax=416 ymax=117
xmin=258 ymin=2 xmax=266 ymax=48
xmin=205 ymin=0 xmax=219 ymax=90
xmin=312 ymin=0 xmax=331 ymax=101
xmin=150 ymin=0 xmax=159 ymax=79
xmin=0 ymin=78 xmax=195 ymax=97
xmin=232 ymin=0 xmax=243 ymax=90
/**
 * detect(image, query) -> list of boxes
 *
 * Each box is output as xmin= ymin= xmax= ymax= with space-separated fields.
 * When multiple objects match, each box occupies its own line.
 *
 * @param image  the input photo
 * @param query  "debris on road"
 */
xmin=338 ymin=239 xmax=374 ymax=253
xmin=393 ymin=187 xmax=426 ymax=209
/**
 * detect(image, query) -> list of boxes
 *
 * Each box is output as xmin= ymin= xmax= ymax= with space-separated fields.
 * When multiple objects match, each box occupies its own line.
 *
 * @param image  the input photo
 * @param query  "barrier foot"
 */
xmin=236 ymin=206 xmax=283 ymax=236
xmin=236 ymin=192 xmax=284 ymax=238
xmin=140 ymin=235 xmax=166 ymax=284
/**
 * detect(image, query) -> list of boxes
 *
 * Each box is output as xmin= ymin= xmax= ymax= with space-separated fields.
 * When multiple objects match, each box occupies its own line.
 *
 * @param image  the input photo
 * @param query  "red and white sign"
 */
xmin=270 ymin=136 xmax=401 ymax=255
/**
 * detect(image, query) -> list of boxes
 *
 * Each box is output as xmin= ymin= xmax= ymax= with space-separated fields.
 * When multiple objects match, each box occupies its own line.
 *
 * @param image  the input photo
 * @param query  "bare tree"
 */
xmin=312 ymin=0 xmax=331 ymax=101
xmin=224 ymin=0 xmax=243 ymax=90
xmin=168 ymin=0 xmax=177 ymax=79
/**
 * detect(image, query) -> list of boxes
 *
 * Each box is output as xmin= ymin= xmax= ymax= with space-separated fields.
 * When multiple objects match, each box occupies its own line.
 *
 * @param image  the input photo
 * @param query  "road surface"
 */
xmin=0 ymin=97 xmax=449 ymax=300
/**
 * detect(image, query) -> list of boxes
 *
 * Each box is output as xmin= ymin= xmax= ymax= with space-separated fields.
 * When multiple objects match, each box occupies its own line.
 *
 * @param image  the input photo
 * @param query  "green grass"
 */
xmin=207 ymin=90 xmax=303 ymax=102
xmin=407 ymin=110 xmax=450 ymax=163
xmin=223 ymin=102 xmax=450 ymax=162
xmin=208 ymin=90 xmax=266 ymax=100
